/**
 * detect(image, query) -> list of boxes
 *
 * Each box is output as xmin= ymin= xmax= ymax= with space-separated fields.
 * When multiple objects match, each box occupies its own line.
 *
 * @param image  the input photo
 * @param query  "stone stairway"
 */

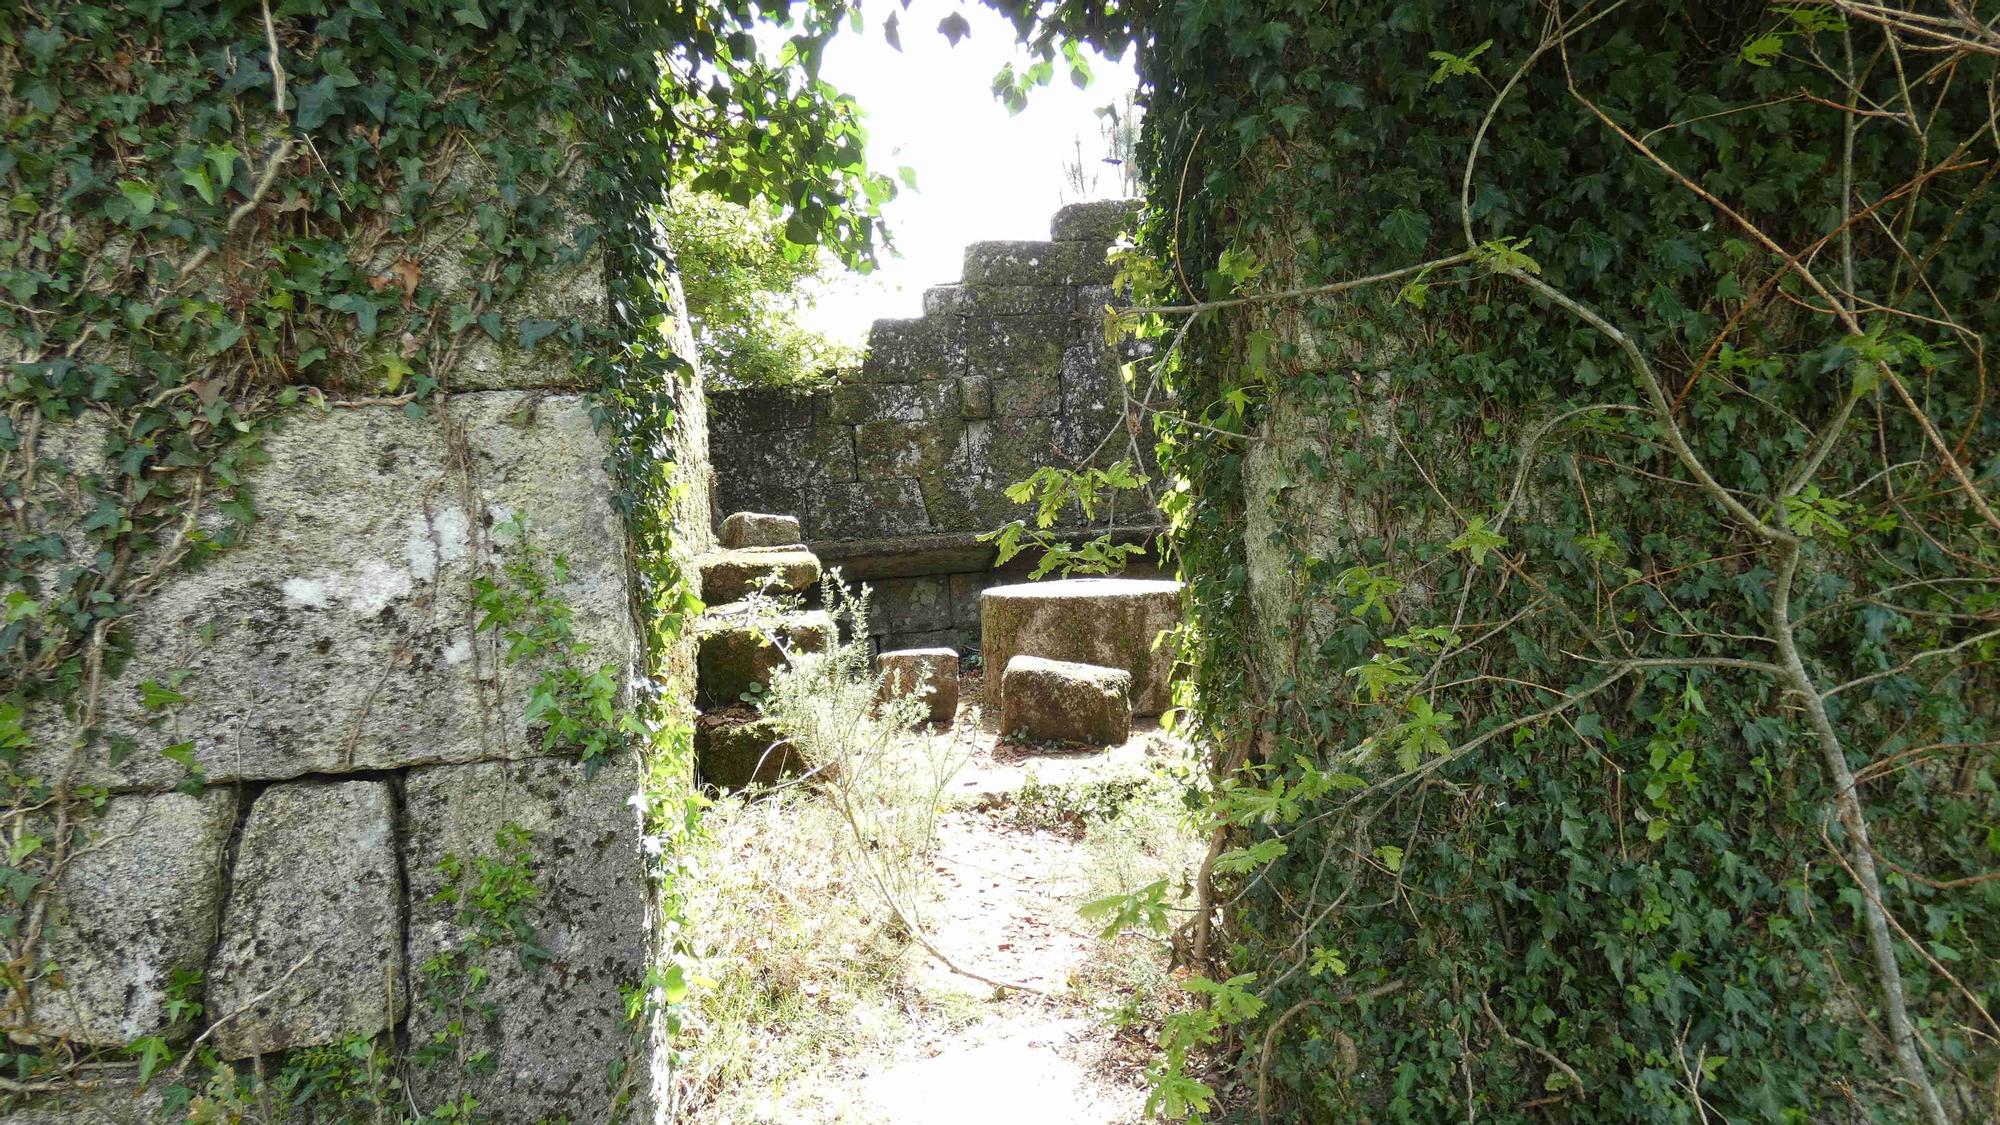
xmin=689 ymin=511 xmax=827 ymax=788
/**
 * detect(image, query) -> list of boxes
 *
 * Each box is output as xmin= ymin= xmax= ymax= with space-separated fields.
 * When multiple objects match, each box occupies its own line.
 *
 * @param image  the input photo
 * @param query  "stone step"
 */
xmin=694 ymin=604 xmax=833 ymax=709
xmin=719 ymin=511 xmax=802 ymax=549
xmin=999 ymin=655 xmax=1130 ymax=747
xmin=695 ymin=707 xmax=805 ymax=790
xmin=698 ymin=546 xmax=821 ymax=605
xmin=876 ymin=647 xmax=960 ymax=726
xmin=979 ymin=577 xmax=1181 ymax=716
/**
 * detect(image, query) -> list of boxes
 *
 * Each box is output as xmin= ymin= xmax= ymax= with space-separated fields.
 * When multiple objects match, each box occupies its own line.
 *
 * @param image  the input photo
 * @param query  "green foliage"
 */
xmin=981 ymin=460 xmax=1152 ymax=578
xmin=472 ymin=520 xmax=632 ymax=773
xmin=1 ymin=0 xmax=888 ymax=1109
xmin=664 ymin=190 xmax=861 ymax=390
xmin=997 ymin=0 xmax=2000 ymax=1119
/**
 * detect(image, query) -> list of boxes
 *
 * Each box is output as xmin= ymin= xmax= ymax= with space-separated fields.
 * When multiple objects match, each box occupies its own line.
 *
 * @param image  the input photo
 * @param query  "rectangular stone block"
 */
xmin=403 ymin=754 xmax=651 ymax=1121
xmin=966 ymin=316 xmax=1068 ymax=378
xmin=960 ymin=375 xmax=992 ymax=420
xmin=1050 ymin=199 xmax=1140 ymax=242
xmin=1053 ymin=240 xmax=1118 ymax=286
xmin=25 ymin=393 xmax=637 ymax=790
xmin=856 ymin=418 xmax=963 ymax=481
xmin=30 ymin=790 xmax=236 ymax=1046
xmin=857 ymin=318 xmax=949 ymax=384
xmin=208 ymin=781 xmax=404 ymax=1058
xmin=949 ymin=571 xmax=1007 ymax=628
xmin=993 ymin=375 xmax=1062 ymax=419
xmin=865 ymin=575 xmax=954 ymax=635
xmin=709 ymin=386 xmax=818 ymax=436
xmin=876 ymin=648 xmax=960 ymax=725
xmin=962 ymin=241 xmax=1064 ymax=286
xmin=809 ymin=479 xmax=933 ymax=540
xmin=825 ymin=380 xmax=960 ymax=426
xmin=955 ymin=285 xmax=1073 ymax=317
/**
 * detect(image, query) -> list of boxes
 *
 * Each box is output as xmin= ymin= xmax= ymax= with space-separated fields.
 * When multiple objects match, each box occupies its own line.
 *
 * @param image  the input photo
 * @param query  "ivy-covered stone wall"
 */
xmin=7 ymin=196 xmax=699 ymax=1125
xmin=709 ymin=199 xmax=1160 ymax=652
xmin=0 ymin=5 xmax=753 ymax=1119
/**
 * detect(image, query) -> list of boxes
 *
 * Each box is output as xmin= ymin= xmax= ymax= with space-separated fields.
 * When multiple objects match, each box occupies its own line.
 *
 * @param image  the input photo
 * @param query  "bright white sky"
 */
xmin=793 ymin=3 xmax=1139 ymax=343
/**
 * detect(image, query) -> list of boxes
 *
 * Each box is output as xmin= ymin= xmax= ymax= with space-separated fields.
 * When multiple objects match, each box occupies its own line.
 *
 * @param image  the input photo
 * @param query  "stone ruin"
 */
xmin=708 ymin=200 xmax=1164 ymax=655
xmin=6 ymin=184 xmax=712 ymax=1122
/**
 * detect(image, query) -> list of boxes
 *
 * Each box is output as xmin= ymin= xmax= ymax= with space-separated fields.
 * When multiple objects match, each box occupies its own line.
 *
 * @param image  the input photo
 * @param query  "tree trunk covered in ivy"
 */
xmin=1121 ymin=1 xmax=1999 ymax=1119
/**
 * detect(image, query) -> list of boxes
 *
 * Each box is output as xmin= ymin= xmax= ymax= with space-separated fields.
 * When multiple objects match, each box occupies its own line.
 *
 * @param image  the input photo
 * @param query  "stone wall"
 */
xmin=709 ymin=200 xmax=1161 ymax=653
xmin=7 ymin=211 xmax=708 ymax=1125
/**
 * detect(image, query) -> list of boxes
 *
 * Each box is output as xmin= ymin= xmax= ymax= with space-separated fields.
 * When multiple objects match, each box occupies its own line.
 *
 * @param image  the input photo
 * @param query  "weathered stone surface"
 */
xmin=857 ymin=418 xmax=961 ymax=480
xmin=992 ymin=374 xmax=1062 ymax=418
xmin=858 ymin=318 xmax=950 ymax=383
xmin=695 ymin=709 xmax=806 ymax=789
xmin=710 ymin=385 xmax=817 ymax=436
xmin=966 ymin=316 xmax=1069 ymax=377
xmin=980 ymin=578 xmax=1182 ymax=716
xmin=450 ymin=286 xmax=604 ymax=392
xmin=30 ymin=790 xmax=235 ymax=1046
xmin=958 ymin=285 xmax=1074 ymax=317
xmin=699 ymin=547 xmax=822 ymax=604
xmin=811 ymin=479 xmax=932 ymax=539
xmin=1050 ymin=199 xmax=1140 ymax=242
xmin=403 ymin=753 xmax=650 ymax=1121
xmin=949 ymin=570 xmax=1005 ymax=628
xmin=999 ymin=656 xmax=1131 ymax=745
xmin=867 ymin=575 xmax=953 ymax=634
xmin=720 ymin=511 xmax=802 ymax=549
xmin=1052 ymin=240 xmax=1118 ymax=286
xmin=695 ymin=605 xmax=834 ymax=708
xmin=826 ymin=380 xmax=959 ymax=425
xmin=877 ymin=648 xmax=960 ymax=724
xmin=962 ymin=241 xmax=1065 ymax=287
xmin=25 ymin=392 xmax=636 ymax=790
xmin=0 ymin=1081 xmax=164 ymax=1124
xmin=208 ymin=781 xmax=404 ymax=1059
xmin=960 ymin=375 xmax=992 ymax=419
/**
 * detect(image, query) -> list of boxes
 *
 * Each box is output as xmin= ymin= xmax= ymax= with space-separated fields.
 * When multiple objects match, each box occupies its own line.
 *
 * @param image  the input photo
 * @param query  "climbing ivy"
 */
xmin=2 ymin=0 xmax=894 ymax=1110
xmin=996 ymin=0 xmax=1998 ymax=1119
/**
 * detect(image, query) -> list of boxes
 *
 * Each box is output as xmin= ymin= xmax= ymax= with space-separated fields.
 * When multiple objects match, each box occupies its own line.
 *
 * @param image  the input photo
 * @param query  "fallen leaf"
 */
xmin=392 ymin=257 xmax=421 ymax=308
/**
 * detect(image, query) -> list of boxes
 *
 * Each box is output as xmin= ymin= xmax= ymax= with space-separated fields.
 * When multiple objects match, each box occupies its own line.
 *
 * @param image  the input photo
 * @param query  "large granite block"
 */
xmin=403 ymin=754 xmax=650 ymax=1121
xmin=26 ymin=393 xmax=636 ymax=789
xmin=980 ymin=578 xmax=1182 ymax=715
xmin=810 ymin=479 xmax=933 ymax=539
xmin=825 ymin=380 xmax=960 ymax=425
xmin=857 ymin=419 xmax=963 ymax=480
xmin=865 ymin=574 xmax=954 ymax=635
xmin=1050 ymin=199 xmax=1140 ymax=242
xmin=962 ymin=241 xmax=1065 ymax=287
xmin=29 ymin=790 xmax=236 ymax=1046
xmin=710 ymin=386 xmax=818 ymax=436
xmin=966 ymin=316 xmax=1069 ymax=378
xmin=207 ymin=781 xmax=404 ymax=1058
xmin=857 ymin=318 xmax=951 ymax=384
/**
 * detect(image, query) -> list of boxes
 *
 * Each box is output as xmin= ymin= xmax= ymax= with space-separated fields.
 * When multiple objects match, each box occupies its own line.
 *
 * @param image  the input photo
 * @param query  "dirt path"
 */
xmin=790 ymin=724 xmax=1168 ymax=1124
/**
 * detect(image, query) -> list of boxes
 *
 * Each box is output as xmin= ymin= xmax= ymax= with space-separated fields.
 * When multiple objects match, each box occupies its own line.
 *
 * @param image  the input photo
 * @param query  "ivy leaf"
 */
xmin=182 ymin=165 xmax=219 ymax=206
xmin=1378 ymin=208 xmax=1430 ymax=252
xmin=118 ymin=181 xmax=157 ymax=216
xmin=378 ymin=352 xmax=415 ymax=393
xmin=882 ymin=11 xmax=902 ymax=51
xmin=140 ymin=681 xmax=187 ymax=710
xmin=518 ymin=319 xmax=561 ymax=349
xmin=294 ymin=76 xmax=342 ymax=130
xmin=937 ymin=12 xmax=971 ymax=45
